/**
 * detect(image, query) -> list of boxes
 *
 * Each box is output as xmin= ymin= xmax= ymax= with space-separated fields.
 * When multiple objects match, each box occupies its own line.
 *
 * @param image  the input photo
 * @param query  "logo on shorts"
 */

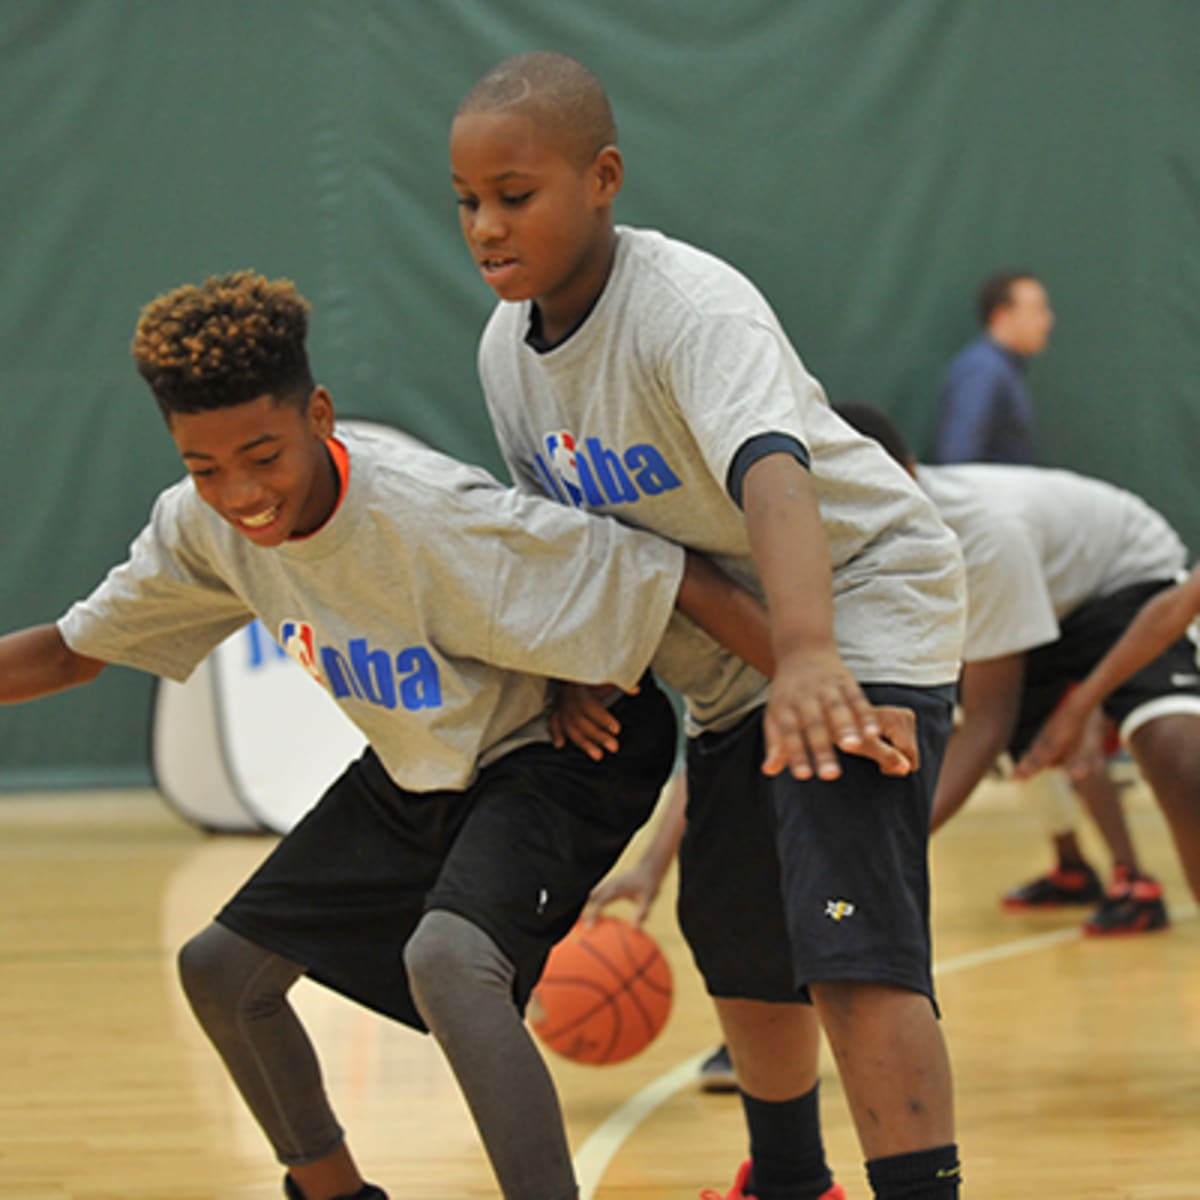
xmin=1170 ymin=672 xmax=1200 ymax=688
xmin=824 ymin=899 xmax=856 ymax=921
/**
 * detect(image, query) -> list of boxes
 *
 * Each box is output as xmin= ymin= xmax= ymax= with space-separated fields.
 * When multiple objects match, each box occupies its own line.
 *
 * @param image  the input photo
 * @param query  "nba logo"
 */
xmin=279 ymin=620 xmax=324 ymax=686
xmin=544 ymin=431 xmax=586 ymax=506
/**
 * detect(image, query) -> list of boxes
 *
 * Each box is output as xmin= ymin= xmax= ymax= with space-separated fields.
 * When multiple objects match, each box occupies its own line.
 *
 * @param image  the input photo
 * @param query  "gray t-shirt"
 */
xmin=59 ymin=427 xmax=685 ymax=791
xmin=479 ymin=225 xmax=965 ymax=730
xmin=917 ymin=463 xmax=1187 ymax=661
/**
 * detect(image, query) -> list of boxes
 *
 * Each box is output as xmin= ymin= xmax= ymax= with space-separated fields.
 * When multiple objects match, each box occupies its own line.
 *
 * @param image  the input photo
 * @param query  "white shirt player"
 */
xmin=917 ymin=463 xmax=1187 ymax=662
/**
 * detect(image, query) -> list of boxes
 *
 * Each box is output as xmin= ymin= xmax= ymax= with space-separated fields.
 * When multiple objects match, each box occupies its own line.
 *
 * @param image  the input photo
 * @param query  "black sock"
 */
xmin=866 ymin=1144 xmax=961 ymax=1198
xmin=739 ymin=1084 xmax=833 ymax=1200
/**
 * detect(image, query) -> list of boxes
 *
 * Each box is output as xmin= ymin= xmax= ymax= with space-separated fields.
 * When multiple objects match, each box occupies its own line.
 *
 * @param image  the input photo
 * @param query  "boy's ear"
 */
xmin=307 ymin=387 xmax=335 ymax=439
xmin=591 ymin=145 xmax=624 ymax=205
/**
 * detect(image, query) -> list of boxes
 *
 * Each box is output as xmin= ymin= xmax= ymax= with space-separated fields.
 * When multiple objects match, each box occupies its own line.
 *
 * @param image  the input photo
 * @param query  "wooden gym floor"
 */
xmin=1 ymin=772 xmax=1197 ymax=1200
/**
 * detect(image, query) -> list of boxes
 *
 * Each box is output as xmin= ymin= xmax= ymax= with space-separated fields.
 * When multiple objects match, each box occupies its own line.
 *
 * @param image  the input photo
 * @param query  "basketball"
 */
xmin=529 ymin=916 xmax=673 ymax=1065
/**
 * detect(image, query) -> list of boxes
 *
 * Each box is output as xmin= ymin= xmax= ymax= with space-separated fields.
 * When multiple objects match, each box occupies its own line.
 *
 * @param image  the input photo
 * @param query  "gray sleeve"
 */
xmin=58 ymin=492 xmax=253 ymax=681
xmin=664 ymin=314 xmax=824 ymax=492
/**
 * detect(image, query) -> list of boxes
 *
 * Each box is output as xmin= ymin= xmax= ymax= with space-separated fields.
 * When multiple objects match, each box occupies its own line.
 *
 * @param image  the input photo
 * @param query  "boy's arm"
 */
xmin=1015 ymin=565 xmax=1200 ymax=777
xmin=929 ymin=653 xmax=1026 ymax=831
xmin=559 ymin=547 xmax=917 ymax=772
xmin=584 ymin=770 xmax=688 ymax=925
xmin=674 ymin=550 xmax=773 ymax=677
xmin=741 ymin=453 xmax=881 ymax=780
xmin=0 ymin=624 xmax=107 ymax=703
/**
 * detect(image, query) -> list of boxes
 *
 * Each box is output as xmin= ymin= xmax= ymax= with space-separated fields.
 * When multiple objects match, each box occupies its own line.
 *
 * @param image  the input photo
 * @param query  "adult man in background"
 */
xmin=935 ymin=271 xmax=1053 ymax=465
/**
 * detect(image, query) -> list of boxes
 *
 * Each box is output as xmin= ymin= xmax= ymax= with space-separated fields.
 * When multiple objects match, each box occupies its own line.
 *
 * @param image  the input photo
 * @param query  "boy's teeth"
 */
xmin=243 ymin=508 xmax=277 ymax=527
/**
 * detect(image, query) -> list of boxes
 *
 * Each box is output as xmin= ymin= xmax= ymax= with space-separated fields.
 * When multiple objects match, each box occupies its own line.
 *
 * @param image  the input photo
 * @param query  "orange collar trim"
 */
xmin=290 ymin=436 xmax=350 ymax=540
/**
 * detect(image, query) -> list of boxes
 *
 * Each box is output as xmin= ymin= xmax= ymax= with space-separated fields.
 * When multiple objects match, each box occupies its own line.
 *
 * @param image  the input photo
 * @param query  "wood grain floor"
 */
xmin=1 ymin=774 xmax=1196 ymax=1199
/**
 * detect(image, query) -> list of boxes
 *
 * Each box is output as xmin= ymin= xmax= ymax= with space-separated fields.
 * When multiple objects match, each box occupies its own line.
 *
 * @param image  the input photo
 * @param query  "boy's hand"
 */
xmin=1013 ymin=695 xmax=1092 ymax=779
xmin=583 ymin=859 xmax=664 ymax=927
xmin=762 ymin=648 xmax=885 ymax=780
xmin=858 ymin=704 xmax=919 ymax=776
xmin=549 ymin=682 xmax=628 ymax=760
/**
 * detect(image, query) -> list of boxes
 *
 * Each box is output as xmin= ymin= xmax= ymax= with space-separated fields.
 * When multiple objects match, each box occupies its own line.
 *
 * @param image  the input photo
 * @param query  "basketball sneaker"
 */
xmin=1084 ymin=867 xmax=1169 ymax=936
xmin=698 ymin=1043 xmax=738 ymax=1093
xmin=700 ymin=1160 xmax=846 ymax=1200
xmin=283 ymin=1176 xmax=389 ymax=1200
xmin=1001 ymin=861 xmax=1103 ymax=909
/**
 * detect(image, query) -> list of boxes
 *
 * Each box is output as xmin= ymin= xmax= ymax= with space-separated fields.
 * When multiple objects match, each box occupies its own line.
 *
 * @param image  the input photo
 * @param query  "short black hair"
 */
xmin=132 ymin=271 xmax=315 ymax=418
xmin=456 ymin=51 xmax=617 ymax=166
xmin=977 ymin=270 xmax=1040 ymax=326
xmin=835 ymin=403 xmax=914 ymax=470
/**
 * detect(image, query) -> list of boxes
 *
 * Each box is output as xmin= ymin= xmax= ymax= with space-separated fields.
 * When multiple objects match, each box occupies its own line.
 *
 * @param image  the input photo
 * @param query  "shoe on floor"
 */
xmin=1001 ymin=861 xmax=1104 ymax=909
xmin=284 ymin=1176 xmax=389 ymax=1200
xmin=698 ymin=1043 xmax=738 ymax=1093
xmin=699 ymin=1160 xmax=846 ymax=1200
xmin=1084 ymin=868 xmax=1169 ymax=936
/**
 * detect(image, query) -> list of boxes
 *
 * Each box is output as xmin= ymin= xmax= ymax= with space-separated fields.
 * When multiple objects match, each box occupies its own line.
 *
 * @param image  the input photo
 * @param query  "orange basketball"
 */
xmin=529 ymin=915 xmax=673 ymax=1065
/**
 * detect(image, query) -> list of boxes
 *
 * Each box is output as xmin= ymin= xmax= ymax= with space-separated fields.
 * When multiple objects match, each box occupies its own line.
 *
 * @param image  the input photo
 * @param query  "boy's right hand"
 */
xmin=583 ymin=858 xmax=665 ymax=926
xmin=855 ymin=704 xmax=919 ymax=776
xmin=1013 ymin=695 xmax=1092 ymax=779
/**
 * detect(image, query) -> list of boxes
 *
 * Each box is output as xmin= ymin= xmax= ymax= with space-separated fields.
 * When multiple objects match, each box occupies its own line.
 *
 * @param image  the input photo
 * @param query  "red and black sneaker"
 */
xmin=1001 ymin=861 xmax=1104 ymax=910
xmin=1084 ymin=867 xmax=1170 ymax=936
xmin=700 ymin=1161 xmax=846 ymax=1200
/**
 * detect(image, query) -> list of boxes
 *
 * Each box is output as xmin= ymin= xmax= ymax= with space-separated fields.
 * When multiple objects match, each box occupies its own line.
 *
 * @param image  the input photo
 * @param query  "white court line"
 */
xmin=573 ymin=903 xmax=1197 ymax=1199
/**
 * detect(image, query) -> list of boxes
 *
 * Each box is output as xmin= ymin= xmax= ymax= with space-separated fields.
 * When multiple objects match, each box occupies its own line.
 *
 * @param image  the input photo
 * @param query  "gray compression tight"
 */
xmin=177 ymin=923 xmax=343 ymax=1166
xmin=404 ymin=909 xmax=578 ymax=1200
xmin=178 ymin=915 xmax=577 ymax=1199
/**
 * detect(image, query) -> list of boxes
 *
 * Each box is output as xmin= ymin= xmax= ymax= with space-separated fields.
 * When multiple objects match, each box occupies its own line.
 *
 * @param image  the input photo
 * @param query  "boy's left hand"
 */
xmin=763 ymin=648 xmax=892 ymax=780
xmin=550 ymin=681 xmax=628 ymax=760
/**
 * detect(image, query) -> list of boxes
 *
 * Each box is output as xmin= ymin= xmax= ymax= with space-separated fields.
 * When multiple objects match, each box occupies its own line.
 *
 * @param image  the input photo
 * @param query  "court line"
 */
xmin=573 ymin=905 xmax=1197 ymax=1198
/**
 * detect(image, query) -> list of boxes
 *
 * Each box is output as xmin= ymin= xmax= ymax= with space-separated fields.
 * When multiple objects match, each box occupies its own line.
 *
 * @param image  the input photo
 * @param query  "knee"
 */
xmin=178 ymin=922 xmax=292 ymax=1025
xmin=1133 ymin=715 xmax=1200 ymax=803
xmin=404 ymin=910 xmax=513 ymax=1010
xmin=178 ymin=923 xmax=233 ymax=1018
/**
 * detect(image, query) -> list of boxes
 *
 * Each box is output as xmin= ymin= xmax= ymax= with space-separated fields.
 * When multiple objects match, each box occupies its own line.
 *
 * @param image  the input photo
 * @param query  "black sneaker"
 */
xmin=1084 ymin=869 xmax=1170 ymax=936
xmin=284 ymin=1176 xmax=389 ymax=1200
xmin=698 ymin=1044 xmax=738 ymax=1093
xmin=1001 ymin=861 xmax=1104 ymax=910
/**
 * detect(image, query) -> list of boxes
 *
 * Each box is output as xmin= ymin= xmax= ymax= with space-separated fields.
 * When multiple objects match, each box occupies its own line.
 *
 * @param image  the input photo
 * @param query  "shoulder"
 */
xmin=615 ymin=226 xmax=775 ymax=320
xmin=345 ymin=426 xmax=512 ymax=522
xmin=945 ymin=336 xmax=1006 ymax=381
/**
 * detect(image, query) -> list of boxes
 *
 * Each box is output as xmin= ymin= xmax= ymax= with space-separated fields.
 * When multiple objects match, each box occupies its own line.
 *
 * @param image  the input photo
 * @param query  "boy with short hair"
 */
xmin=0 ymin=270 xmax=808 ymax=1200
xmin=451 ymin=52 xmax=967 ymax=1200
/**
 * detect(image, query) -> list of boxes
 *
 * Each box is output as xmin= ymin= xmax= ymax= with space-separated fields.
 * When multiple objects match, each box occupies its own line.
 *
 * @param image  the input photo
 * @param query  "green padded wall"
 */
xmin=2 ymin=1 xmax=1197 ymax=786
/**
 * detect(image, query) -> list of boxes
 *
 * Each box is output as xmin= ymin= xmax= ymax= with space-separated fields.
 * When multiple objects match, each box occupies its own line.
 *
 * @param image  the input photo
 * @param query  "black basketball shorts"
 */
xmin=677 ymin=682 xmax=955 ymax=1007
xmin=215 ymin=678 xmax=677 ymax=1030
xmin=1009 ymin=579 xmax=1200 ymax=756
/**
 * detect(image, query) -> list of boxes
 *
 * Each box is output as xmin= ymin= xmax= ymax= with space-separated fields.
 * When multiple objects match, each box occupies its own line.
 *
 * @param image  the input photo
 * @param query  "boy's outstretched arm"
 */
xmin=0 ymin=624 xmax=107 ymax=703
xmin=741 ymin=453 xmax=880 ymax=780
xmin=1015 ymin=565 xmax=1200 ymax=778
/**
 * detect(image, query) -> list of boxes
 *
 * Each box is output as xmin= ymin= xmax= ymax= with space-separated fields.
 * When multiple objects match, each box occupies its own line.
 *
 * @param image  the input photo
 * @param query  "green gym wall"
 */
xmin=2 ymin=1 xmax=1198 ymax=788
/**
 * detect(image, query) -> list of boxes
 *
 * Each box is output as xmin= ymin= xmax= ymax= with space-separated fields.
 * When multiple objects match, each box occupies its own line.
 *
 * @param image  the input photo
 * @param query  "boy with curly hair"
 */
xmin=0 ymin=270 xmax=809 ymax=1200
xmin=451 ymin=51 xmax=967 ymax=1200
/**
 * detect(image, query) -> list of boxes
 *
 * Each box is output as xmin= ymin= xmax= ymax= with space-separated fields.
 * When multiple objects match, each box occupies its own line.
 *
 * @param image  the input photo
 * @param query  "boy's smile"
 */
xmin=450 ymin=108 xmax=621 ymax=344
xmin=168 ymin=390 xmax=338 ymax=547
